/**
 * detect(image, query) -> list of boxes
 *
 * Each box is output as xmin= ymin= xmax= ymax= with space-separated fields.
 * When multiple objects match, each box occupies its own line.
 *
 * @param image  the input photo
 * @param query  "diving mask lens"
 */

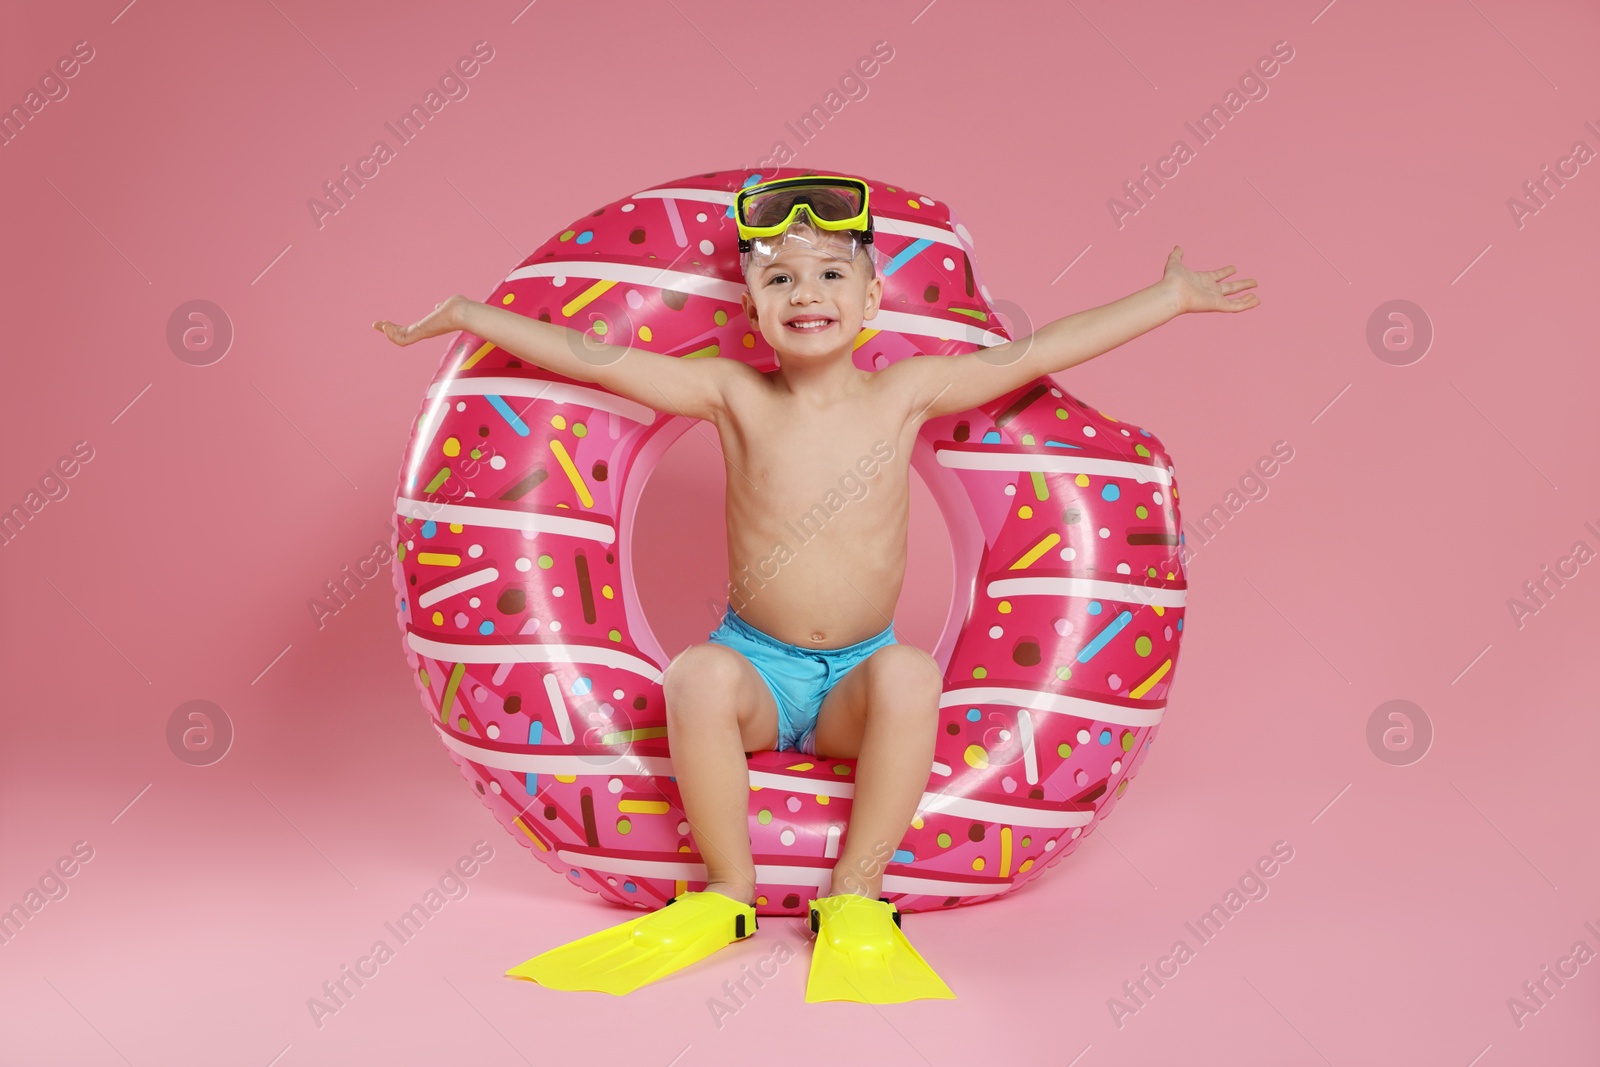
xmin=742 ymin=215 xmax=866 ymax=271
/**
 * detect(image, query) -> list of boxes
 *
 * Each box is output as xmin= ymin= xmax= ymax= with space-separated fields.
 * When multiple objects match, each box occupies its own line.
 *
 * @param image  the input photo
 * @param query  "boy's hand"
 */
xmin=373 ymin=294 xmax=472 ymax=346
xmin=1162 ymin=246 xmax=1259 ymax=314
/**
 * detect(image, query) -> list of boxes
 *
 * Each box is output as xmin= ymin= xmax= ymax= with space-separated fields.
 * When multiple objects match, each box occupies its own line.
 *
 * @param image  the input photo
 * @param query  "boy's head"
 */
xmin=738 ymin=187 xmax=882 ymax=362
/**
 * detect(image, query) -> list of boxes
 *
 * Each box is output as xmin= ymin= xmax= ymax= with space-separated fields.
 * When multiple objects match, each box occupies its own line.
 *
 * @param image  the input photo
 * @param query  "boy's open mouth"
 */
xmin=784 ymin=315 xmax=835 ymax=333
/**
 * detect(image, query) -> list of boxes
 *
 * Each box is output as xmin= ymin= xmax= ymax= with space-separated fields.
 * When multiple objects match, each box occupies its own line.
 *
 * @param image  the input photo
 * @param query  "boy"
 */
xmin=375 ymin=175 xmax=1257 ymax=1003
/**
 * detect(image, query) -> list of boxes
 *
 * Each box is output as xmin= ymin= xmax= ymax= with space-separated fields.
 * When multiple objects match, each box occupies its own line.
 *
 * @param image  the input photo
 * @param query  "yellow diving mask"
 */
xmin=735 ymin=175 xmax=874 ymax=272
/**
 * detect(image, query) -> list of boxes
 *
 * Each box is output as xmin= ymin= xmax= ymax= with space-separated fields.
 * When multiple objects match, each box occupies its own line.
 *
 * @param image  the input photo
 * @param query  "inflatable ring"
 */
xmin=390 ymin=168 xmax=1187 ymax=916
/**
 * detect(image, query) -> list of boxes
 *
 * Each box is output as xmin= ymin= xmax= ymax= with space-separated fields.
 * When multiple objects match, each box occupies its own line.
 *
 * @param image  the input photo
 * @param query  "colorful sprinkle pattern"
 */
xmin=389 ymin=168 xmax=1188 ymax=916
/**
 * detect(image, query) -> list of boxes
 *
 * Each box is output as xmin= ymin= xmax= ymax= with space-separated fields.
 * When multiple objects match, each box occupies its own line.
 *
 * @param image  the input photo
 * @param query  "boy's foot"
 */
xmin=505 ymin=890 xmax=758 ymax=995
xmin=805 ymin=893 xmax=956 ymax=1003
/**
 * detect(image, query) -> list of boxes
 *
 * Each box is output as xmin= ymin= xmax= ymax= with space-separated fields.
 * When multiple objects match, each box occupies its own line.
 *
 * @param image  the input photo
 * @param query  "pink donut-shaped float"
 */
xmin=389 ymin=168 xmax=1187 ymax=916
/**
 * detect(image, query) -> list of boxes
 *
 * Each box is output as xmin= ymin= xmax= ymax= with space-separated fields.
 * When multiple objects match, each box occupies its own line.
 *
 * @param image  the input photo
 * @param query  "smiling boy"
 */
xmin=375 ymin=174 xmax=1257 ymax=1003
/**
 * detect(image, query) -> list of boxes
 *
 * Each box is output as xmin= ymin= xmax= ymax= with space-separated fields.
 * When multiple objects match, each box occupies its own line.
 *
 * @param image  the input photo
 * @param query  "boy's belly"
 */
xmin=723 ymin=505 xmax=908 ymax=649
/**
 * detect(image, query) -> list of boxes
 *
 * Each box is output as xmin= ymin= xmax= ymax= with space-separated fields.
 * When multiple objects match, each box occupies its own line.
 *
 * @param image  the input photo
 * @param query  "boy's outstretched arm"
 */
xmin=897 ymin=246 xmax=1259 ymax=424
xmin=374 ymin=295 xmax=733 ymax=422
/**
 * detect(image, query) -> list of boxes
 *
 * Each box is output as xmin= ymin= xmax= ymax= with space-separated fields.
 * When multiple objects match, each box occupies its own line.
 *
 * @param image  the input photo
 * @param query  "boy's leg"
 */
xmin=809 ymin=644 xmax=944 ymax=898
xmin=662 ymin=643 xmax=781 ymax=904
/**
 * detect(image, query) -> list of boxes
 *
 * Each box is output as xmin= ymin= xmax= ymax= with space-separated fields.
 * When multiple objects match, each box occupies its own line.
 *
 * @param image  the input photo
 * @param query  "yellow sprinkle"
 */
xmin=998 ymin=601 xmax=1011 ymax=614
xmin=416 ymin=552 xmax=461 ymax=567
xmin=501 ymin=293 xmax=515 ymax=305
xmin=602 ymin=585 xmax=614 ymax=599
xmin=816 ymin=795 xmax=830 ymax=804
xmin=561 ymin=278 xmax=616 ymax=319
xmin=448 ymin=523 xmax=463 ymax=533
xmin=963 ymin=744 xmax=989 ymax=770
xmin=786 ymin=762 xmax=814 ymax=772
xmin=442 ymin=437 xmax=460 ymax=457
xmin=1010 ymin=531 xmax=1061 ymax=570
xmin=551 ymin=413 xmax=567 ymax=430
xmin=852 ymin=328 xmax=879 ymax=350
xmin=549 ymin=438 xmax=594 ymax=507
xmin=639 ymin=325 xmax=653 ymax=342
xmin=1019 ymin=858 xmax=1033 ymax=873
xmin=1075 ymin=474 xmax=1090 ymax=487
xmin=600 ymin=727 xmax=668 ymax=744
xmin=683 ymin=343 xmax=718 ymax=358
xmin=1018 ymin=505 xmax=1033 ymax=519
xmin=512 ymin=816 xmax=548 ymax=850
xmin=972 ymin=856 xmax=985 ymax=871
xmin=461 ymin=340 xmax=496 ymax=370
xmin=1000 ymin=825 xmax=1013 ymax=877
xmin=1129 ymin=658 xmax=1172 ymax=699
xmin=554 ymin=774 xmax=577 ymax=784
xmin=618 ymin=799 xmax=670 ymax=815
xmin=911 ymin=816 xmax=924 ymax=830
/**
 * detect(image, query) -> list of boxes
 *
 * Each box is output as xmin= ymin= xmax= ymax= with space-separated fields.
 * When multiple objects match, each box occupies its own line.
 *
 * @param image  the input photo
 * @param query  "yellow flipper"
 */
xmin=506 ymin=890 xmax=758 ymax=995
xmin=805 ymin=893 xmax=956 ymax=1003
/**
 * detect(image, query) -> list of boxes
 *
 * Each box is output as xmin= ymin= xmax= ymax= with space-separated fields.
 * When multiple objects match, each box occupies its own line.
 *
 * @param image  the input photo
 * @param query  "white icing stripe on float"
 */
xmin=940 ymin=686 xmax=1164 ymax=728
xmin=542 ymin=671 xmax=576 ymax=745
xmin=551 ymin=850 xmax=1012 ymax=896
xmin=409 ymin=633 xmax=664 ymax=681
xmin=395 ymin=496 xmax=616 ymax=544
xmin=748 ymin=769 xmax=1082 ymax=827
xmin=935 ymin=447 xmax=1173 ymax=485
xmin=435 ymin=727 xmax=1086 ymax=829
xmin=918 ymin=791 xmax=1093 ymax=829
xmin=427 ymin=376 xmax=657 ymax=426
xmin=418 ymin=566 xmax=499 ymax=609
xmin=629 ymin=187 xmax=970 ymax=251
xmin=869 ymin=308 xmax=1007 ymax=347
xmin=507 ymin=260 xmax=746 ymax=302
xmin=433 ymin=724 xmax=671 ymax=776
xmin=1018 ymin=709 xmax=1039 ymax=786
xmin=986 ymin=576 xmax=1188 ymax=609
xmin=504 ymin=261 xmax=1007 ymax=347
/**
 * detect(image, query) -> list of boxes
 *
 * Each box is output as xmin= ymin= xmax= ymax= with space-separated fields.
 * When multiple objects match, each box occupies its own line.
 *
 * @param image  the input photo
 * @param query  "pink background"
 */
xmin=3 ymin=0 xmax=1598 ymax=1064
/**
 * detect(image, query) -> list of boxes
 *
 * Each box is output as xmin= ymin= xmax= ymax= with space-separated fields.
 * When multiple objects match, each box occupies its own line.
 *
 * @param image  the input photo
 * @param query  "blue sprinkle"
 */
xmin=569 ymin=869 xmax=581 ymax=878
xmin=1099 ymin=729 xmax=1112 ymax=745
xmin=572 ymin=676 xmax=592 ymax=696
xmin=883 ymin=238 xmax=933 ymax=276
xmin=1176 ymin=618 xmax=1183 ymax=630
xmin=486 ymin=394 xmax=530 ymax=436
xmin=966 ymin=708 xmax=981 ymax=722
xmin=576 ymin=230 xmax=594 ymax=244
xmin=1101 ymin=484 xmax=1121 ymax=502
xmin=1077 ymin=609 xmax=1133 ymax=663
xmin=400 ymin=598 xmax=407 ymax=613
xmin=1087 ymin=601 xmax=1103 ymax=615
xmin=526 ymin=719 xmax=543 ymax=795
xmin=892 ymin=849 xmax=915 ymax=864
xmin=982 ymin=429 xmax=1002 ymax=444
xmin=478 ymin=620 xmax=494 ymax=635
xmin=1045 ymin=439 xmax=1083 ymax=449
xmin=624 ymin=881 xmax=637 ymax=893
xmin=421 ymin=520 xmax=436 ymax=538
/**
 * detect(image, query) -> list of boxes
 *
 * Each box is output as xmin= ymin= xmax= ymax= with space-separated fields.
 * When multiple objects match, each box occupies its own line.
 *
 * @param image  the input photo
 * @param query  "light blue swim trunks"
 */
xmin=706 ymin=605 xmax=897 ymax=755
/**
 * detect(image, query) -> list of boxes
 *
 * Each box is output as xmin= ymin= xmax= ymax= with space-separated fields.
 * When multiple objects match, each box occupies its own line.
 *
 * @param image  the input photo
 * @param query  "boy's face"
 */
xmin=739 ymin=227 xmax=883 ymax=363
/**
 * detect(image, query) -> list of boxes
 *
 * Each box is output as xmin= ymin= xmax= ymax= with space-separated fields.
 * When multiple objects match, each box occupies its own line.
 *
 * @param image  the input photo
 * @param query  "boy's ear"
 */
xmin=740 ymin=288 xmax=758 ymax=325
xmin=863 ymin=272 xmax=884 ymax=320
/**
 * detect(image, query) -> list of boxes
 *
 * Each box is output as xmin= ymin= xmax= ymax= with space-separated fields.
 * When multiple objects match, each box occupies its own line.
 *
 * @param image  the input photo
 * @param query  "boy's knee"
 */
xmin=663 ymin=644 xmax=743 ymax=712
xmin=869 ymin=645 xmax=943 ymax=700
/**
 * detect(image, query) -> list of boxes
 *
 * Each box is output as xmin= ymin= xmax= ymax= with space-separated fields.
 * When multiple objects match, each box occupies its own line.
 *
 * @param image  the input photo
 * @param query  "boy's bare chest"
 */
xmin=723 ymin=387 xmax=908 ymax=507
